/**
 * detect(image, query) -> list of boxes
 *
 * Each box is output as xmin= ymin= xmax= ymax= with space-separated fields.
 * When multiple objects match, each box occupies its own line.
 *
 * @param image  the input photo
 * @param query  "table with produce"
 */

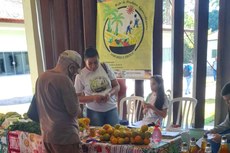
xmin=0 ymin=113 xmax=181 ymax=153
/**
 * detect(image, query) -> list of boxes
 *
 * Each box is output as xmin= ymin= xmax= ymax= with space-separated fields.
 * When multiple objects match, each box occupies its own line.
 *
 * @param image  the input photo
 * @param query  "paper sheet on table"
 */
xmin=128 ymin=120 xmax=149 ymax=128
xmin=196 ymin=134 xmax=214 ymax=147
xmin=161 ymin=131 xmax=181 ymax=137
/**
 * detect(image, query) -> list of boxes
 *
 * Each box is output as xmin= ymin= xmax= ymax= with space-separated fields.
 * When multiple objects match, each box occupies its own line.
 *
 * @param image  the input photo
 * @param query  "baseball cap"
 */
xmin=60 ymin=50 xmax=82 ymax=67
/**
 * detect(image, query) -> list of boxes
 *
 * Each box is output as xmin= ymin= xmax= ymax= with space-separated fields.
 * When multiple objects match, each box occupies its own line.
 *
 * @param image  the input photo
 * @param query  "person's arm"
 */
xmin=144 ymin=104 xmax=167 ymax=118
xmin=143 ymin=94 xmax=168 ymax=118
xmin=103 ymin=63 xmax=120 ymax=100
xmin=62 ymin=78 xmax=81 ymax=117
xmin=108 ymin=79 xmax=120 ymax=96
xmin=210 ymin=113 xmax=230 ymax=134
xmin=76 ymin=92 xmax=105 ymax=104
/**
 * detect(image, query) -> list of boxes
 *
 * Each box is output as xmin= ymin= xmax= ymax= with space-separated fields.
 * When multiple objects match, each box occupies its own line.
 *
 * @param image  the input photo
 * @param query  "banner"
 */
xmin=97 ymin=0 xmax=155 ymax=79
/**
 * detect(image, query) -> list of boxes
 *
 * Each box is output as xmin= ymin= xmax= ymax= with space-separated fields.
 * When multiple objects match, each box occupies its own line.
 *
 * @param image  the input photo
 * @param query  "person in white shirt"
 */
xmin=74 ymin=47 xmax=120 ymax=126
xmin=142 ymin=75 xmax=169 ymax=126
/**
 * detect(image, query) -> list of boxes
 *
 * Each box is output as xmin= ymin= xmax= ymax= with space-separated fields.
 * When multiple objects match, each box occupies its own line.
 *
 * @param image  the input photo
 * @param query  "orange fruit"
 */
xmin=134 ymin=135 xmax=143 ymax=144
xmin=144 ymin=138 xmax=150 ymax=145
xmin=126 ymin=131 xmax=132 ymax=137
xmin=103 ymin=133 xmax=110 ymax=141
xmin=114 ymin=124 xmax=120 ymax=129
xmin=99 ymin=135 xmax=104 ymax=141
xmin=111 ymin=137 xmax=118 ymax=144
xmin=119 ymin=131 xmax=126 ymax=138
xmin=124 ymin=137 xmax=130 ymax=144
xmin=103 ymin=124 xmax=111 ymax=130
xmin=131 ymin=131 xmax=138 ymax=138
xmin=118 ymin=137 xmax=125 ymax=144
xmin=113 ymin=130 xmax=120 ymax=137
xmin=110 ymin=135 xmax=115 ymax=141
xmin=130 ymin=137 xmax=135 ymax=144
xmin=140 ymin=132 xmax=145 ymax=139
xmin=83 ymin=118 xmax=90 ymax=125
xmin=107 ymin=127 xmax=114 ymax=135
xmin=98 ymin=128 xmax=106 ymax=135
xmin=141 ymin=125 xmax=149 ymax=133
xmin=145 ymin=132 xmax=152 ymax=138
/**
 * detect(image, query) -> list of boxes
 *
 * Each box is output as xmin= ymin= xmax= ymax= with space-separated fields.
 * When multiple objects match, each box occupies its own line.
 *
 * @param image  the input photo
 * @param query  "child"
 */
xmin=142 ymin=75 xmax=169 ymax=126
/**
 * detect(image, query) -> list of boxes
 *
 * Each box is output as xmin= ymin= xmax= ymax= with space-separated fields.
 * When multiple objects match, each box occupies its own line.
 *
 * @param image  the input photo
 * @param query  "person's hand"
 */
xmin=104 ymin=93 xmax=111 ymax=102
xmin=143 ymin=103 xmax=154 ymax=110
xmin=93 ymin=95 xmax=105 ymax=103
xmin=143 ymin=108 xmax=147 ymax=114
xmin=208 ymin=129 xmax=217 ymax=134
xmin=211 ymin=133 xmax=221 ymax=143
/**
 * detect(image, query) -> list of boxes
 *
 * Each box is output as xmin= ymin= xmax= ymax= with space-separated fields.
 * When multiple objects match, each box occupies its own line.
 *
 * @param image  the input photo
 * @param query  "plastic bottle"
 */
xmin=189 ymin=137 xmax=198 ymax=153
xmin=181 ymin=142 xmax=189 ymax=153
xmin=218 ymin=136 xmax=229 ymax=153
xmin=198 ymin=134 xmax=208 ymax=153
xmin=152 ymin=125 xmax=162 ymax=144
xmin=204 ymin=143 xmax=212 ymax=153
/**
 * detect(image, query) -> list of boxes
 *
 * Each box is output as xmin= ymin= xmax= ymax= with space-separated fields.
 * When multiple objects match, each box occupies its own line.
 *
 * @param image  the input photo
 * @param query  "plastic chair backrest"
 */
xmin=166 ymin=97 xmax=197 ymax=130
xmin=119 ymin=96 xmax=144 ymax=123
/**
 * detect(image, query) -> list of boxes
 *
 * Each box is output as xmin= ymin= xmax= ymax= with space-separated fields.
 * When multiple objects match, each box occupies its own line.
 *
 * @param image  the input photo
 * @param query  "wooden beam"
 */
xmin=67 ymin=0 xmax=84 ymax=56
xmin=193 ymin=0 xmax=209 ymax=128
xmin=172 ymin=0 xmax=184 ymax=99
xmin=82 ymin=0 xmax=97 ymax=48
xmin=215 ymin=0 xmax=230 ymax=125
xmin=171 ymin=0 xmax=184 ymax=125
xmin=152 ymin=0 xmax=163 ymax=75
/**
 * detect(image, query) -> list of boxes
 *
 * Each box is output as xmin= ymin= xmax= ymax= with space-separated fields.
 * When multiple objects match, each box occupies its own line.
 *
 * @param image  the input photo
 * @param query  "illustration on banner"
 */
xmin=102 ymin=3 xmax=144 ymax=55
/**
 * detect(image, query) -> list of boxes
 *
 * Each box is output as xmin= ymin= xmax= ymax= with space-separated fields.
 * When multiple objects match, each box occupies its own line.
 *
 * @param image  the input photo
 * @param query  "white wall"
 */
xmin=0 ymin=23 xmax=27 ymax=52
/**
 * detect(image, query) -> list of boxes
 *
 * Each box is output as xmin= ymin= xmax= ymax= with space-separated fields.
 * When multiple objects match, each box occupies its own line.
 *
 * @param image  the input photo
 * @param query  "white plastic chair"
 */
xmin=119 ymin=96 xmax=144 ymax=124
xmin=166 ymin=97 xmax=197 ymax=130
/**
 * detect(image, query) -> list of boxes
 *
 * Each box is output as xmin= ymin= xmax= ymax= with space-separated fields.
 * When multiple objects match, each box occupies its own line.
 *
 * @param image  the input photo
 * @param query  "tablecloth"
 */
xmin=82 ymin=136 xmax=182 ymax=153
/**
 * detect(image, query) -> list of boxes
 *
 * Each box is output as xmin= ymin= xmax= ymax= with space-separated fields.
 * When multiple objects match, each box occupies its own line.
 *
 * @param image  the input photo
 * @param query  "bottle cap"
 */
xmin=203 ymin=134 xmax=208 ymax=139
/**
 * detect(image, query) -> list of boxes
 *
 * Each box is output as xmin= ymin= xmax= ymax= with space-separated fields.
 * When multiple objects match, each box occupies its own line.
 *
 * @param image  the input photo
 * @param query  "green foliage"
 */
xmin=208 ymin=10 xmax=219 ymax=32
xmin=4 ymin=112 xmax=21 ymax=119
xmin=184 ymin=42 xmax=193 ymax=63
xmin=23 ymin=113 xmax=29 ymax=119
xmin=8 ymin=121 xmax=41 ymax=135
xmin=0 ymin=112 xmax=22 ymax=126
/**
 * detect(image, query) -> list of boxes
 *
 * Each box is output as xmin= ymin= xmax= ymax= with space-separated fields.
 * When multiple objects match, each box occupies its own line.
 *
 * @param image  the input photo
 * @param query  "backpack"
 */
xmin=183 ymin=65 xmax=191 ymax=77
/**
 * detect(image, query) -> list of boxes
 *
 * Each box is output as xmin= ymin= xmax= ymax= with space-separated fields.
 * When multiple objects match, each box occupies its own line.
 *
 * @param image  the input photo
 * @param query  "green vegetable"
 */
xmin=7 ymin=121 xmax=41 ymax=135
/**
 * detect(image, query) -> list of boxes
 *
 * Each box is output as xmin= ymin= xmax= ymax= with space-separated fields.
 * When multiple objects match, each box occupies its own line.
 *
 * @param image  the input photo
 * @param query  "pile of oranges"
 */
xmin=97 ymin=124 xmax=151 ymax=145
xmin=129 ymin=125 xmax=151 ymax=145
xmin=78 ymin=118 xmax=90 ymax=132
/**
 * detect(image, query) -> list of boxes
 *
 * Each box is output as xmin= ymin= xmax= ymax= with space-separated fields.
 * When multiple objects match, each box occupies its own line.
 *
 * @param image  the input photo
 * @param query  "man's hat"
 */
xmin=60 ymin=50 xmax=82 ymax=67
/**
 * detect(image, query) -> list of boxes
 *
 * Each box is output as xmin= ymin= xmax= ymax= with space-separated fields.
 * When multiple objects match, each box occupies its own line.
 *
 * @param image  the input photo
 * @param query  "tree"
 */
xmin=111 ymin=13 xmax=124 ymax=35
xmin=103 ymin=4 xmax=117 ymax=33
xmin=208 ymin=10 xmax=219 ymax=32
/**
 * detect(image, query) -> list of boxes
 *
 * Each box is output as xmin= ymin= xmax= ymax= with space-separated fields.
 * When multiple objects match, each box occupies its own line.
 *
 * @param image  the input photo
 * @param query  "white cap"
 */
xmin=60 ymin=50 xmax=82 ymax=67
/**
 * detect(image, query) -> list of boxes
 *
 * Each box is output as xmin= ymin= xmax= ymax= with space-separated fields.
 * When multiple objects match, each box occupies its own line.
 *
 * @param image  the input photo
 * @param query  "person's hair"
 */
xmin=84 ymin=47 xmax=99 ymax=59
xmin=151 ymin=75 xmax=166 ymax=110
xmin=221 ymin=82 xmax=230 ymax=96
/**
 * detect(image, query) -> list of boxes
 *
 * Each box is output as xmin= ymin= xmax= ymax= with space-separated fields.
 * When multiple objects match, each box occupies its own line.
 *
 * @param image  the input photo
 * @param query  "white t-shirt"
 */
xmin=74 ymin=63 xmax=117 ymax=112
xmin=143 ymin=92 xmax=169 ymax=125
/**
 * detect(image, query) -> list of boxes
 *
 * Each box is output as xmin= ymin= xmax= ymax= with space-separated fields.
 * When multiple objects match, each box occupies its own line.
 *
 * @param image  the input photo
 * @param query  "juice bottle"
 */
xmin=152 ymin=125 xmax=162 ymax=144
xmin=189 ymin=137 xmax=198 ymax=153
xmin=204 ymin=143 xmax=212 ymax=153
xmin=218 ymin=136 xmax=229 ymax=153
xmin=198 ymin=134 xmax=208 ymax=153
xmin=181 ymin=142 xmax=189 ymax=153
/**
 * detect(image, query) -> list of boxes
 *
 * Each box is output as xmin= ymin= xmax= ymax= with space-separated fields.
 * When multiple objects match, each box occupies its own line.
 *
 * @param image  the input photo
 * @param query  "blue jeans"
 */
xmin=213 ymin=69 xmax=216 ymax=81
xmin=86 ymin=108 xmax=119 ymax=126
xmin=185 ymin=76 xmax=192 ymax=94
xmin=208 ymin=129 xmax=230 ymax=153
